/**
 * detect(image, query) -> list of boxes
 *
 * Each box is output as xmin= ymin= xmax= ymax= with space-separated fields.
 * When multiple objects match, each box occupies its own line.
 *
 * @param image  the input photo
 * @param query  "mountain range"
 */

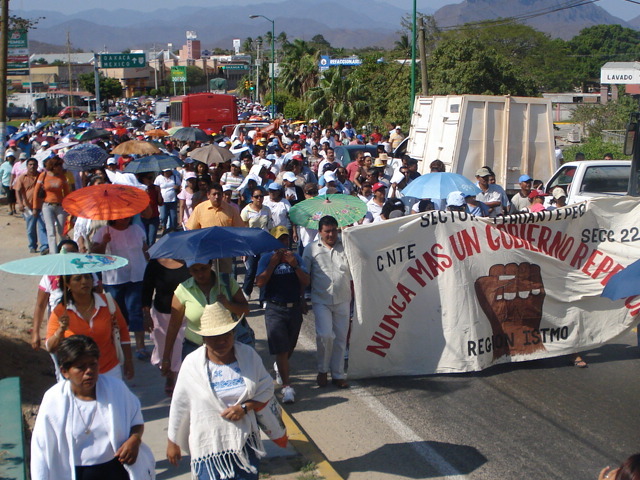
xmin=18 ymin=0 xmax=638 ymax=54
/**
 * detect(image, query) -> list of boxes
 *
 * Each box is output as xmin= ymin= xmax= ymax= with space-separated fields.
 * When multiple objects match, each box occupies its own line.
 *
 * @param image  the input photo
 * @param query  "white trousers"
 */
xmin=312 ymin=301 xmax=350 ymax=379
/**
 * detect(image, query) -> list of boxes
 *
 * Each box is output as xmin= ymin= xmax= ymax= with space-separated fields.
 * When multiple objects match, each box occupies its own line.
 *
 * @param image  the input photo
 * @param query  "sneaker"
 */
xmin=29 ymin=248 xmax=37 ymax=254
xmin=273 ymin=362 xmax=282 ymax=385
xmin=40 ymin=248 xmax=49 ymax=255
xmin=282 ymin=386 xmax=295 ymax=404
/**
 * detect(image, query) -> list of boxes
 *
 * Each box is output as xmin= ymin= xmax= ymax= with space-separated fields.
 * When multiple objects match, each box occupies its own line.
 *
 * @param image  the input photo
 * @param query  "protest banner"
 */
xmin=343 ymin=197 xmax=640 ymax=378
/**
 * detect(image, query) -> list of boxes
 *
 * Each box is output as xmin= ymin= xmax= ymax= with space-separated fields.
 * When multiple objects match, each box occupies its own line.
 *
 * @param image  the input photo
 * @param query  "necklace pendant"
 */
xmin=84 ymin=428 xmax=91 ymax=434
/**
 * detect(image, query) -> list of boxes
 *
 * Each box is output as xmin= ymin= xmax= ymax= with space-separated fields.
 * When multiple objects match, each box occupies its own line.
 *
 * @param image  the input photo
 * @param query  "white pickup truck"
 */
xmin=545 ymin=160 xmax=631 ymax=205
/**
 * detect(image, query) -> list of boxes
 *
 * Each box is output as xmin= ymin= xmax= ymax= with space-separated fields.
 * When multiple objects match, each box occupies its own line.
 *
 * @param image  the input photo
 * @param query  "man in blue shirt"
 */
xmin=256 ymin=226 xmax=310 ymax=404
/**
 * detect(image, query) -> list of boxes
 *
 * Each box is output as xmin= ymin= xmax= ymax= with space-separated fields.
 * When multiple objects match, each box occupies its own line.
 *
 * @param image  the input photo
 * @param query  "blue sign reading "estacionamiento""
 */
xmin=319 ymin=55 xmax=362 ymax=70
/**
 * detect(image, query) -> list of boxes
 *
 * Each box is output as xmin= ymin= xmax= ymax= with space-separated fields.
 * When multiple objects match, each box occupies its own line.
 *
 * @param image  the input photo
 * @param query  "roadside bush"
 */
xmin=562 ymin=137 xmax=631 ymax=161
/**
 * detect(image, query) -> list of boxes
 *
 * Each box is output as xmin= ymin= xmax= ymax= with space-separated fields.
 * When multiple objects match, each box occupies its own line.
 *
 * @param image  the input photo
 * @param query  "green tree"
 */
xmin=428 ymin=37 xmax=536 ymax=96
xmin=185 ymin=66 xmax=205 ymax=87
xmin=570 ymin=96 xmax=637 ymax=139
xmin=78 ymin=73 xmax=123 ymax=100
xmin=305 ymin=67 xmax=368 ymax=125
xmin=279 ymin=39 xmax=319 ymax=97
xmin=568 ymin=25 xmax=640 ymax=84
xmin=395 ymin=13 xmax=440 ymax=59
xmin=309 ymin=34 xmax=332 ymax=53
xmin=347 ymin=54 xmax=411 ymax=127
xmin=445 ymin=22 xmax=576 ymax=92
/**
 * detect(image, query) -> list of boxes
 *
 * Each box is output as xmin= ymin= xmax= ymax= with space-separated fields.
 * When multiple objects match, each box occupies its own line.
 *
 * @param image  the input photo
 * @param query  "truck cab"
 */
xmin=545 ymin=160 xmax=631 ymax=205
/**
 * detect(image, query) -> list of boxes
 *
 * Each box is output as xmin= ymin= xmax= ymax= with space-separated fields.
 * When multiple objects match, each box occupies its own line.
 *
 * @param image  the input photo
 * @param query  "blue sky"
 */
xmin=19 ymin=0 xmax=640 ymax=20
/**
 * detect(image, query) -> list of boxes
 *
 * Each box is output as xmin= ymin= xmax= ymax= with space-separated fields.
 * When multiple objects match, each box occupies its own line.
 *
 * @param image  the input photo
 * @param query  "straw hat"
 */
xmin=192 ymin=302 xmax=241 ymax=337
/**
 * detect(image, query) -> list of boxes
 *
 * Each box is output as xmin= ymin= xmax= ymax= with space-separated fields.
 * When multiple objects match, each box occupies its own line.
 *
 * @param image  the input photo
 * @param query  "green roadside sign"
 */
xmin=171 ymin=66 xmax=187 ymax=82
xmin=100 ymin=53 xmax=146 ymax=68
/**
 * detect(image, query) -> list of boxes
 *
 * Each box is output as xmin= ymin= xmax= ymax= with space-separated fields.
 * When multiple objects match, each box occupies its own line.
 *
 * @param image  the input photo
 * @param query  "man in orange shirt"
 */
xmin=187 ymin=183 xmax=243 ymax=273
xmin=14 ymin=158 xmax=49 ymax=254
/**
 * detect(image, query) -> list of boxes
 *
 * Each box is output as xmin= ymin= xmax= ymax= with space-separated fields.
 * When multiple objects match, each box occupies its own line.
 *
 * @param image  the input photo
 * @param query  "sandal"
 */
xmin=573 ymin=358 xmax=588 ymax=368
xmin=135 ymin=349 xmax=150 ymax=360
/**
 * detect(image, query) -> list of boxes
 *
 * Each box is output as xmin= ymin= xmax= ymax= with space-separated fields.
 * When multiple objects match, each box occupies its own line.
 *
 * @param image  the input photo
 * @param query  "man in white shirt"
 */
xmin=475 ymin=167 xmax=503 ymax=218
xmin=302 ymin=215 xmax=351 ymax=389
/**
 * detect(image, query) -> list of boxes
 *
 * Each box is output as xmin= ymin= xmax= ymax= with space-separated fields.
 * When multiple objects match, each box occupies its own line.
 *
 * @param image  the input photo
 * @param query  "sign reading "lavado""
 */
xmin=600 ymin=62 xmax=640 ymax=84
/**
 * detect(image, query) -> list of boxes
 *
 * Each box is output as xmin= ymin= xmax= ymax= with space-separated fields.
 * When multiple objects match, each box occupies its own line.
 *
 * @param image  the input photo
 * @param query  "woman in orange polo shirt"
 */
xmin=33 ymin=156 xmax=71 ymax=253
xmin=45 ymin=273 xmax=134 ymax=379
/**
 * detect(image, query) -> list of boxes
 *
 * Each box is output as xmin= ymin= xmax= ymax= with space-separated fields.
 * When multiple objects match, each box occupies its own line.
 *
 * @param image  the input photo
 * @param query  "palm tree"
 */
xmin=306 ymin=67 xmax=368 ymax=125
xmin=279 ymin=39 xmax=319 ymax=97
xmin=242 ymin=37 xmax=253 ymax=54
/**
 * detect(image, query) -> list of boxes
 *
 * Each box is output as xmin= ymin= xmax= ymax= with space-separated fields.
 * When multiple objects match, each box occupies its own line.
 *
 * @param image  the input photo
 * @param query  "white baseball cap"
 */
xmin=283 ymin=171 xmax=297 ymax=183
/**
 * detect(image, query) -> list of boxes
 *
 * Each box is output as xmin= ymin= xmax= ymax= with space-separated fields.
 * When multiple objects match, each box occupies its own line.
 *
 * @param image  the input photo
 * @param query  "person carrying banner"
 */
xmin=302 ymin=215 xmax=352 ymax=388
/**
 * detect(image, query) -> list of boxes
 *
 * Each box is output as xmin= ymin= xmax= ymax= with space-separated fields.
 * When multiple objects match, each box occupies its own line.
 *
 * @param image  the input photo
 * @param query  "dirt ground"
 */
xmin=0 ymin=207 xmax=57 ymax=434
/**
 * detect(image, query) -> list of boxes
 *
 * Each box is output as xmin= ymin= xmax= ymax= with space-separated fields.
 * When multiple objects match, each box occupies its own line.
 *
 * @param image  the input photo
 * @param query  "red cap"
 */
xmin=8 ymin=140 xmax=16 ymax=146
xmin=528 ymin=190 xmax=548 ymax=199
xmin=291 ymin=144 xmax=302 ymax=151
xmin=372 ymin=182 xmax=387 ymax=192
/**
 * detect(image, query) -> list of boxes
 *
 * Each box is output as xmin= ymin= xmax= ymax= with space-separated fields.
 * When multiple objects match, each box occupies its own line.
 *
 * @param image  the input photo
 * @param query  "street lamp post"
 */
xmin=250 ymin=14 xmax=275 ymax=118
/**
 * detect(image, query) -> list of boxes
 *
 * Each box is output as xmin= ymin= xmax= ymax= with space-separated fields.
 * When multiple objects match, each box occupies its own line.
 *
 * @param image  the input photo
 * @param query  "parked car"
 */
xmin=57 ymin=106 xmax=88 ymax=119
xmin=334 ymin=145 xmax=379 ymax=167
xmin=6 ymin=106 xmax=32 ymax=120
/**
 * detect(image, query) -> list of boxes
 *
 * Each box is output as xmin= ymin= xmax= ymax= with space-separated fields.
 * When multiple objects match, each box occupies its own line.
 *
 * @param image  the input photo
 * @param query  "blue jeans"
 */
xmin=141 ymin=216 xmax=160 ymax=246
xmin=23 ymin=208 xmax=48 ymax=252
xmin=196 ymin=447 xmax=260 ymax=480
xmin=104 ymin=281 xmax=144 ymax=332
xmin=243 ymin=255 xmax=261 ymax=296
xmin=159 ymin=201 xmax=177 ymax=232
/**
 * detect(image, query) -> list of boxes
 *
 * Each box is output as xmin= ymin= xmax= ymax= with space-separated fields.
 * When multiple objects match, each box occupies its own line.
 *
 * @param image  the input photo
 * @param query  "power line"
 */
xmin=440 ymin=0 xmax=601 ymax=31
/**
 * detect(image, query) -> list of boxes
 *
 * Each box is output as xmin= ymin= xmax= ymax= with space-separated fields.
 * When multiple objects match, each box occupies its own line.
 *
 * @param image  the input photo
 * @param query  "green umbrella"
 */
xmin=0 ymin=253 xmax=128 ymax=276
xmin=289 ymin=194 xmax=368 ymax=228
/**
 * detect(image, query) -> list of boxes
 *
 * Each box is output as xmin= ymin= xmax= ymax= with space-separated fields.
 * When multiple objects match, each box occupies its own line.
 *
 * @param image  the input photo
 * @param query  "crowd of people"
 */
xmin=0 ymin=105 xmax=622 ymax=480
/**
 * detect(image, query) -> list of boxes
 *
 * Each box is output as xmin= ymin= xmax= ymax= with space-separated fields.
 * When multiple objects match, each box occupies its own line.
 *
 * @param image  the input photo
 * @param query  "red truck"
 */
xmin=169 ymin=93 xmax=238 ymax=134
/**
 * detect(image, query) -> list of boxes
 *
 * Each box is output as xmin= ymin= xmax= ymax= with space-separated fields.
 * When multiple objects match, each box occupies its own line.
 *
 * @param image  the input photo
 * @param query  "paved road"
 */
xmin=282 ymin=310 xmax=640 ymax=480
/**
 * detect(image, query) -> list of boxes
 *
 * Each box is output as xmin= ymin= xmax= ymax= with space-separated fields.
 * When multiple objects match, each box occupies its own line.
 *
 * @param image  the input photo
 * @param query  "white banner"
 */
xmin=343 ymin=198 xmax=640 ymax=378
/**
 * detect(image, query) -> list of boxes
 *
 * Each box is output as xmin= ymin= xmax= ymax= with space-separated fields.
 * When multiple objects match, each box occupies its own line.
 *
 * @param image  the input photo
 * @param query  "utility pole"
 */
xmin=66 ymin=31 xmax=74 ymax=119
xmin=152 ymin=43 xmax=158 ymax=91
xmin=409 ymin=0 xmax=417 ymax=117
xmin=418 ymin=17 xmax=428 ymax=96
xmin=93 ymin=53 xmax=101 ymax=116
xmin=255 ymin=40 xmax=261 ymax=103
xmin=0 ymin=0 xmax=9 ymax=159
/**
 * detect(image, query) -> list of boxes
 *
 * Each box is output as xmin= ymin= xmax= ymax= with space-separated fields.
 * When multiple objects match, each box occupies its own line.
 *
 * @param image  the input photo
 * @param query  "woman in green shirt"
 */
xmin=160 ymin=261 xmax=249 ymax=377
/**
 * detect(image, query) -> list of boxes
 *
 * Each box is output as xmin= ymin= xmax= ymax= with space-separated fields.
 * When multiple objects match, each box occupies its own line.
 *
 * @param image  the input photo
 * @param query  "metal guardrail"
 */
xmin=601 ymin=130 xmax=626 ymax=145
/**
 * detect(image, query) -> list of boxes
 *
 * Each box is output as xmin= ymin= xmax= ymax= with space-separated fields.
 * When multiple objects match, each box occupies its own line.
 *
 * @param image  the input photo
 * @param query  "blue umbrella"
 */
xmin=148 ymin=226 xmax=283 ymax=266
xmin=10 ymin=130 xmax=29 ymax=142
xmin=602 ymin=259 xmax=640 ymax=300
xmin=6 ymin=125 xmax=17 ymax=135
xmin=77 ymin=121 xmax=91 ymax=129
xmin=401 ymin=172 xmax=481 ymax=199
xmin=34 ymin=120 xmax=50 ymax=132
xmin=123 ymin=154 xmax=183 ymax=174
xmin=0 ymin=253 xmax=128 ymax=276
xmin=170 ymin=127 xmax=210 ymax=143
xmin=63 ymin=144 xmax=109 ymax=171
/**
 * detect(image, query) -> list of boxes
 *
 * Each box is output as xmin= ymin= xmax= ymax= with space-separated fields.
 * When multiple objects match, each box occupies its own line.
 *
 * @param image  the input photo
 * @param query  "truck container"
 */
xmin=406 ymin=95 xmax=558 ymax=191
xmin=169 ymin=93 xmax=238 ymax=133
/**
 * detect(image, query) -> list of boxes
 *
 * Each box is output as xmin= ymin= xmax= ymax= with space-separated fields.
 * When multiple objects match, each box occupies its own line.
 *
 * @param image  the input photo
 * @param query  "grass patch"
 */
xmin=297 ymin=462 xmax=323 ymax=480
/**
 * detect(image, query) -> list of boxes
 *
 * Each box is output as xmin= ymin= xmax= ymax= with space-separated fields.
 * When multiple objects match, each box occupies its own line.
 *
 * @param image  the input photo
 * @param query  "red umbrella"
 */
xmin=62 ymin=184 xmax=149 ymax=220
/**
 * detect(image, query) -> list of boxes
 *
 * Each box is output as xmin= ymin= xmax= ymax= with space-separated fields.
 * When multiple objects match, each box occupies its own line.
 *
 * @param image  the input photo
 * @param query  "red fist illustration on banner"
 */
xmin=474 ymin=262 xmax=547 ymax=359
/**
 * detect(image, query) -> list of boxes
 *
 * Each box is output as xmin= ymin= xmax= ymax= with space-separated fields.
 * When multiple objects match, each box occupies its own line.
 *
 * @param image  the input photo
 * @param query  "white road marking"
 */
xmin=297 ymin=330 xmax=469 ymax=479
xmin=351 ymin=385 xmax=470 ymax=480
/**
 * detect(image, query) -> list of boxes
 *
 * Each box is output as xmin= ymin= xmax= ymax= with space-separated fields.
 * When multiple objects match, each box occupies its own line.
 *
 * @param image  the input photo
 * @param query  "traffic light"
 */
xmin=244 ymin=80 xmax=250 ymax=89
xmin=249 ymin=81 xmax=255 ymax=91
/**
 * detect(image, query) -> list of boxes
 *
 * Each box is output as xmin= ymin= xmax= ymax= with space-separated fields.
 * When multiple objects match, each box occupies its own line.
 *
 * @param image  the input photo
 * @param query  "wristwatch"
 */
xmin=241 ymin=403 xmax=248 ymax=414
